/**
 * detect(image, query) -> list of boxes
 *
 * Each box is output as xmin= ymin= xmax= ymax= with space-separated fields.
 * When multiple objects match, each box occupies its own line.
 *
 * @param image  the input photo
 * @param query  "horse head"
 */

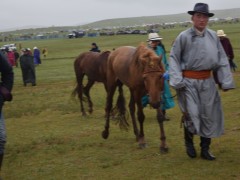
xmin=135 ymin=44 xmax=164 ymax=109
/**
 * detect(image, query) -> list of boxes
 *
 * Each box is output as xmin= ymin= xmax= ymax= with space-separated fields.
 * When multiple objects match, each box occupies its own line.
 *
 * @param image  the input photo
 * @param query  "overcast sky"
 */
xmin=1 ymin=0 xmax=240 ymax=31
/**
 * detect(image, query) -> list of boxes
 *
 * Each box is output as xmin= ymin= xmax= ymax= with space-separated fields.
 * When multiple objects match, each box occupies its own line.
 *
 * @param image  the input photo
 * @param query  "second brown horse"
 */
xmin=72 ymin=51 xmax=110 ymax=116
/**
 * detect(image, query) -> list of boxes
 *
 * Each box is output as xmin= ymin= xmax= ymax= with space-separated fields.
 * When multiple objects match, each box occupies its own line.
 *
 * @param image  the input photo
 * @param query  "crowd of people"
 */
xmin=0 ymin=2 xmax=238 ymax=176
xmin=0 ymin=46 xmax=48 ymax=88
xmin=0 ymin=46 xmax=45 ymax=67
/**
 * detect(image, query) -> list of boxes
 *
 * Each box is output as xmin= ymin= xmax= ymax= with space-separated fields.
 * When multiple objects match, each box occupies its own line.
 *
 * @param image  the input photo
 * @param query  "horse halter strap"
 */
xmin=143 ymin=69 xmax=162 ymax=74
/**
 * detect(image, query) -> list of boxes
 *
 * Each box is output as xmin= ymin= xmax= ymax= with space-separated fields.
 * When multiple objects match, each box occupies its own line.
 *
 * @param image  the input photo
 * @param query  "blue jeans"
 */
xmin=0 ymin=113 xmax=6 ymax=155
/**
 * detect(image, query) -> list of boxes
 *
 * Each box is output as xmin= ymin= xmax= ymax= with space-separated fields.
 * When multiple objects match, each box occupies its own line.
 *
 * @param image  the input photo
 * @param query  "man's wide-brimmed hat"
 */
xmin=217 ymin=30 xmax=226 ymax=37
xmin=147 ymin=33 xmax=163 ymax=41
xmin=188 ymin=3 xmax=214 ymax=17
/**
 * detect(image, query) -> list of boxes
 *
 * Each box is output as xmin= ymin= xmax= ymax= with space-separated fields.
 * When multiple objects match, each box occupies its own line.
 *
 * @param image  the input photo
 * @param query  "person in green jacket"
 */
xmin=142 ymin=33 xmax=175 ymax=120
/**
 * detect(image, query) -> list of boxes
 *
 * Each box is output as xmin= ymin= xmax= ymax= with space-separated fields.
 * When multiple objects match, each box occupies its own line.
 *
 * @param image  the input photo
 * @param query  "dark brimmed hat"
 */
xmin=188 ymin=3 xmax=214 ymax=17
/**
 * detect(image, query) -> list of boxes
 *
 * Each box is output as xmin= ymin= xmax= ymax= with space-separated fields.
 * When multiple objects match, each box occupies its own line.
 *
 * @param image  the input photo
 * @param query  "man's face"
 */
xmin=192 ymin=12 xmax=209 ymax=31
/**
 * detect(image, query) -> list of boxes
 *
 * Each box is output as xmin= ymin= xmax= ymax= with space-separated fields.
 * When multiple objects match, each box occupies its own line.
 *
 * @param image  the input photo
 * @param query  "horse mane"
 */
xmin=89 ymin=51 xmax=110 ymax=66
xmin=99 ymin=50 xmax=111 ymax=59
xmin=132 ymin=43 xmax=162 ymax=72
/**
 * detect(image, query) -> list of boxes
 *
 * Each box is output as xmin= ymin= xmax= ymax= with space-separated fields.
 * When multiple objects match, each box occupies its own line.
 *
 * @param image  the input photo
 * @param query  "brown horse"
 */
xmin=72 ymin=51 xmax=110 ymax=116
xmin=102 ymin=44 xmax=168 ymax=152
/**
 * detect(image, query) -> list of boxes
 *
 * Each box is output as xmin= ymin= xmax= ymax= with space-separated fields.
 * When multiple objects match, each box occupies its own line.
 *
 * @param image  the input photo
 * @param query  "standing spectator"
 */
xmin=142 ymin=33 xmax=175 ymax=120
xmin=26 ymin=48 xmax=32 ymax=56
xmin=217 ymin=29 xmax=236 ymax=72
xmin=19 ymin=48 xmax=36 ymax=86
xmin=13 ymin=49 xmax=20 ymax=68
xmin=90 ymin=43 xmax=101 ymax=52
xmin=169 ymin=3 xmax=235 ymax=160
xmin=42 ymin=47 xmax=48 ymax=58
xmin=0 ymin=51 xmax=14 ymax=172
xmin=6 ymin=48 xmax=15 ymax=67
xmin=33 ymin=47 xmax=41 ymax=65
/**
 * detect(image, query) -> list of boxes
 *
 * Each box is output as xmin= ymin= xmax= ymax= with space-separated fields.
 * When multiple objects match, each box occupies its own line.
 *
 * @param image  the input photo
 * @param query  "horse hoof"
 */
xmin=138 ymin=143 xmax=147 ymax=149
xmin=102 ymin=131 xmax=109 ymax=139
xmin=160 ymin=146 xmax=169 ymax=153
xmin=89 ymin=109 xmax=93 ymax=114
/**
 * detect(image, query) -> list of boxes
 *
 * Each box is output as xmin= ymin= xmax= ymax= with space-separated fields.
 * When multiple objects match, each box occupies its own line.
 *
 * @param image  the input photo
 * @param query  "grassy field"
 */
xmin=1 ymin=23 xmax=240 ymax=180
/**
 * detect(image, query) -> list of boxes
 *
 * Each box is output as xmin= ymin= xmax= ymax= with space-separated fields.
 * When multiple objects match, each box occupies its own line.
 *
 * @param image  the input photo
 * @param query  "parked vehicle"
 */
xmin=68 ymin=31 xmax=85 ymax=38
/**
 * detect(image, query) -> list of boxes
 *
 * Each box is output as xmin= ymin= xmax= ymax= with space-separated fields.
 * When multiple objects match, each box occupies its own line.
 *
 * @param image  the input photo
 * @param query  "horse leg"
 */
xmin=83 ymin=79 xmax=94 ymax=114
xmin=103 ymin=82 xmax=108 ymax=117
xmin=77 ymin=74 xmax=87 ymax=116
xmin=129 ymin=92 xmax=139 ymax=141
xmin=157 ymin=108 xmax=168 ymax=153
xmin=135 ymin=95 xmax=146 ymax=149
xmin=102 ymin=83 xmax=117 ymax=139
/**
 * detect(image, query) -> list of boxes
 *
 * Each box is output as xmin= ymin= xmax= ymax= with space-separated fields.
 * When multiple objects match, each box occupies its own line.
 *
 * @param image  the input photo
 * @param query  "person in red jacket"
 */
xmin=217 ymin=29 xmax=236 ymax=72
xmin=6 ymin=48 xmax=15 ymax=67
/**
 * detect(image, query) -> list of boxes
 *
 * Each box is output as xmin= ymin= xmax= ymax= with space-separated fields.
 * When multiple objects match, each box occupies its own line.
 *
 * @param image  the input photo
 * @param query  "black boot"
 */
xmin=184 ymin=127 xmax=196 ymax=158
xmin=200 ymin=137 xmax=216 ymax=160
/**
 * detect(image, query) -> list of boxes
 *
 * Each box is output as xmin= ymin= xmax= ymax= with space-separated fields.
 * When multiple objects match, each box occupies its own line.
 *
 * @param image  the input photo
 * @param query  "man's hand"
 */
xmin=163 ymin=71 xmax=169 ymax=80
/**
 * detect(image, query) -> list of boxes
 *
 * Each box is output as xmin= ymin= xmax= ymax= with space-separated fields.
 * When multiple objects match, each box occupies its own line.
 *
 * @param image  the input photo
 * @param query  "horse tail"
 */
xmin=111 ymin=81 xmax=129 ymax=130
xmin=71 ymin=54 xmax=85 ymax=101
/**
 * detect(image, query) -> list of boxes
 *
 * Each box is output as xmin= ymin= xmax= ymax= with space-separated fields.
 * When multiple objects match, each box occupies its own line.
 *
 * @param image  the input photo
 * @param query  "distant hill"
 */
xmin=81 ymin=8 xmax=240 ymax=29
xmin=0 ymin=25 xmax=49 ymax=33
xmin=1 ymin=8 xmax=240 ymax=34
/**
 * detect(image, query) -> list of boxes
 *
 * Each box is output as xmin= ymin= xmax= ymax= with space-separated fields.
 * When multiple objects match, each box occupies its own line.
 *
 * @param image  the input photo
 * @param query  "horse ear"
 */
xmin=139 ymin=42 xmax=146 ymax=47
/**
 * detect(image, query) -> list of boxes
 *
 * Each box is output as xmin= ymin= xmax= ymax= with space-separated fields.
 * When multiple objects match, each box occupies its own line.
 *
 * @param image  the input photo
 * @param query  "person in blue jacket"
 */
xmin=33 ymin=47 xmax=41 ymax=65
xmin=142 ymin=33 xmax=175 ymax=120
xmin=89 ymin=43 xmax=101 ymax=52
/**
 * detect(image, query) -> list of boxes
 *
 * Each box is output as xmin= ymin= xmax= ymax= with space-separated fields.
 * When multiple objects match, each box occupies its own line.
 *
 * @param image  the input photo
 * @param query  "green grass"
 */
xmin=1 ymin=23 xmax=240 ymax=180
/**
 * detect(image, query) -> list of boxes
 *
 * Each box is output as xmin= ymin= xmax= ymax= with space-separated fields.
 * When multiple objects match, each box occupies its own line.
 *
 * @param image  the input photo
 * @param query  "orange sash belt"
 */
xmin=182 ymin=70 xmax=211 ymax=79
